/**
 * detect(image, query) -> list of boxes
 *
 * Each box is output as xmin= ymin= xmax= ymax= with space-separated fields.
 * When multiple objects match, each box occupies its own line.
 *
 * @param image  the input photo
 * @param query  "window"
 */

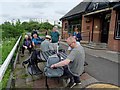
xmin=115 ymin=11 xmax=120 ymax=39
xmin=64 ymin=23 xmax=68 ymax=30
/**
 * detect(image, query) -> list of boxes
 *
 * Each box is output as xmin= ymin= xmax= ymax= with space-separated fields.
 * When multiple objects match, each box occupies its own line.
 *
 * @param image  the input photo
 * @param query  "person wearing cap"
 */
xmin=40 ymin=35 xmax=54 ymax=52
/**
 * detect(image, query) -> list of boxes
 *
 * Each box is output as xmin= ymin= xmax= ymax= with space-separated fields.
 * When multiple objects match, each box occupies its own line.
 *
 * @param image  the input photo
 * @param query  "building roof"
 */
xmin=113 ymin=2 xmax=120 ymax=10
xmin=60 ymin=0 xmax=110 ymax=20
xmin=60 ymin=2 xmax=90 ymax=20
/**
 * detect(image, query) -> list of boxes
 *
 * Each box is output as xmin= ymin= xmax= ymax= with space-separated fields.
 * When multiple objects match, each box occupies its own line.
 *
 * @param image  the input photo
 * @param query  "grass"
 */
xmin=0 ymin=38 xmax=16 ymax=65
xmin=0 ymin=46 xmax=2 ymax=64
xmin=0 ymin=65 xmax=11 ymax=89
xmin=0 ymin=33 xmax=27 ymax=89
xmin=38 ymin=33 xmax=45 ymax=36
xmin=0 ymin=37 xmax=20 ymax=89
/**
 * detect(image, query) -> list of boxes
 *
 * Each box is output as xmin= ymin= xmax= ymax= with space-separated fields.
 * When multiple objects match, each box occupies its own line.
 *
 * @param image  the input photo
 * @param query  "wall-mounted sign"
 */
xmin=93 ymin=3 xmax=99 ymax=10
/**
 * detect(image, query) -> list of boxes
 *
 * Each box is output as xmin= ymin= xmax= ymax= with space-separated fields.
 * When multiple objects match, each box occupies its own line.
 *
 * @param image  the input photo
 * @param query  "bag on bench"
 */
xmin=44 ymin=55 xmax=64 ymax=77
xmin=27 ymin=58 xmax=43 ymax=75
xmin=22 ymin=50 xmax=43 ymax=75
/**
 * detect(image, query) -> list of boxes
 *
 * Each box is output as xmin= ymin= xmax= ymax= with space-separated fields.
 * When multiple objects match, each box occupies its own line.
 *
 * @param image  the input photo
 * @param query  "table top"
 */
xmin=40 ymin=50 xmax=67 ymax=62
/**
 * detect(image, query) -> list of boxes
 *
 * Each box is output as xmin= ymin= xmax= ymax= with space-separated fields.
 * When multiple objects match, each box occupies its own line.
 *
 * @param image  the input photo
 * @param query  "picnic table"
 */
xmin=40 ymin=50 xmax=67 ymax=62
xmin=22 ymin=49 xmax=68 ymax=88
xmin=39 ymin=50 xmax=68 ymax=89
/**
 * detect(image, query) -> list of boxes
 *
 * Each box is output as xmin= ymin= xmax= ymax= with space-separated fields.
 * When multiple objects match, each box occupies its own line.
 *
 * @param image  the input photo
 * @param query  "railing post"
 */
xmin=89 ymin=31 xmax=90 ymax=43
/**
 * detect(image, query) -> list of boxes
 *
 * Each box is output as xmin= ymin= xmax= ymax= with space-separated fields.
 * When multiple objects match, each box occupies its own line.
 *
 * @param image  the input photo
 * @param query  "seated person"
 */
xmin=31 ymin=30 xmax=39 ymax=38
xmin=67 ymin=36 xmax=88 ymax=66
xmin=40 ymin=35 xmax=54 ymax=52
xmin=51 ymin=36 xmax=85 ymax=88
xmin=67 ymin=36 xmax=80 ymax=54
xmin=31 ymin=30 xmax=44 ymax=41
xmin=32 ymin=33 xmax=42 ymax=47
xmin=21 ymin=35 xmax=32 ymax=56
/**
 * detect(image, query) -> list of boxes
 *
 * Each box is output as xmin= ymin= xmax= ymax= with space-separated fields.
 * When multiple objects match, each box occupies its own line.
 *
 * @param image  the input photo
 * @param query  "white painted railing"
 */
xmin=0 ymin=35 xmax=22 ymax=82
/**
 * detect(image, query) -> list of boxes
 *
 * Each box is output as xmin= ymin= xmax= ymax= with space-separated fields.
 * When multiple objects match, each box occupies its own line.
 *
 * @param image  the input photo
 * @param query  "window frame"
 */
xmin=64 ymin=23 xmax=68 ymax=31
xmin=115 ymin=11 xmax=120 ymax=40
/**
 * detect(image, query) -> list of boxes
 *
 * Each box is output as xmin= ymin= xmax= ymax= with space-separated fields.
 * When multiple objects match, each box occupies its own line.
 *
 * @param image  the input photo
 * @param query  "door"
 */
xmin=101 ymin=15 xmax=110 ymax=43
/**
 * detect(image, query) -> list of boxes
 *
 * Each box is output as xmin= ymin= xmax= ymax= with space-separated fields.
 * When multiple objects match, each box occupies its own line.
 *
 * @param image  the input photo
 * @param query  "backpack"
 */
xmin=22 ymin=50 xmax=43 ymax=75
xmin=44 ymin=54 xmax=64 ymax=77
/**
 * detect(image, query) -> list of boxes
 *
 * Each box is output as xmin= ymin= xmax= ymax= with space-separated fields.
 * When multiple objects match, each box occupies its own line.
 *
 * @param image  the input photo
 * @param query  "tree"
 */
xmin=1 ymin=19 xmax=54 ymax=39
xmin=40 ymin=22 xmax=53 ymax=31
xmin=2 ymin=20 xmax=24 ymax=39
xmin=22 ymin=20 xmax=40 ymax=32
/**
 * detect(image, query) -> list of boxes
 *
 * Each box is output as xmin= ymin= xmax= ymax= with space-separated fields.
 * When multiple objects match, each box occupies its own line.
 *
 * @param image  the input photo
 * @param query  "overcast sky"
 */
xmin=0 ymin=0 xmax=83 ymax=25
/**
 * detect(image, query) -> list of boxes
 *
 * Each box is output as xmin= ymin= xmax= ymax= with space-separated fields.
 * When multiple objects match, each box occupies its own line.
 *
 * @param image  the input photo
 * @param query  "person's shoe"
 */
xmin=76 ymin=82 xmax=82 ymax=85
xmin=66 ymin=82 xmax=76 ymax=88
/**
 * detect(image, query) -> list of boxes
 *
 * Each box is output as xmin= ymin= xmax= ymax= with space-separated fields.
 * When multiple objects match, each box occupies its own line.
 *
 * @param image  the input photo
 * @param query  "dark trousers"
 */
xmin=22 ymin=46 xmax=32 ymax=54
xmin=63 ymin=66 xmax=80 ymax=83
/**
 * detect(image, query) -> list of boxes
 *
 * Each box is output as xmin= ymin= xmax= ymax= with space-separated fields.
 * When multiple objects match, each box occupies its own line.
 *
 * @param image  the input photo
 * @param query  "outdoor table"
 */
xmin=39 ymin=50 xmax=67 ymax=89
xmin=40 ymin=50 xmax=67 ymax=62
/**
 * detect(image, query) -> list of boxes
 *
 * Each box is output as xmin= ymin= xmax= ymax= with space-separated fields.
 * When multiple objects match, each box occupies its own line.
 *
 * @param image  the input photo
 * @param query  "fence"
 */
xmin=0 ymin=35 xmax=22 ymax=82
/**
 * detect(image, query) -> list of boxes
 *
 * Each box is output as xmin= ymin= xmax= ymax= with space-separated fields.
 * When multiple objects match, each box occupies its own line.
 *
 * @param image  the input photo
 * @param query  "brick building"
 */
xmin=60 ymin=0 xmax=120 ymax=52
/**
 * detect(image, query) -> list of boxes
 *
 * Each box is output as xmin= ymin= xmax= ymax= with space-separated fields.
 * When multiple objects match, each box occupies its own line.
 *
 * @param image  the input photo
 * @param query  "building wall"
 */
xmin=61 ymin=9 xmax=120 ymax=52
xmin=82 ymin=10 xmax=120 ymax=51
xmin=108 ymin=10 xmax=120 ymax=52
xmin=82 ymin=15 xmax=101 ymax=42
xmin=82 ymin=16 xmax=93 ymax=41
xmin=92 ymin=17 xmax=101 ymax=43
xmin=61 ymin=20 xmax=69 ymax=39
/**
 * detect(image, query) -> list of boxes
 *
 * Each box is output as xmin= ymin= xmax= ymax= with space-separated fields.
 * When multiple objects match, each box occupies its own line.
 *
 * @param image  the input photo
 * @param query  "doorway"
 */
xmin=101 ymin=14 xmax=110 ymax=43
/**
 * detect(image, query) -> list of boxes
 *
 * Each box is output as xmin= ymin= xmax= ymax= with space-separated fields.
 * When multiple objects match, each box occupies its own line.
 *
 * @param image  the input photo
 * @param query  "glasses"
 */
xmin=68 ymin=42 xmax=75 ymax=46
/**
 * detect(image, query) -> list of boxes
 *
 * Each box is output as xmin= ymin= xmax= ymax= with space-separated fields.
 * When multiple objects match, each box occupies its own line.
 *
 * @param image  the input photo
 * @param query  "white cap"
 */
xmin=45 ymin=35 xmax=51 ymax=39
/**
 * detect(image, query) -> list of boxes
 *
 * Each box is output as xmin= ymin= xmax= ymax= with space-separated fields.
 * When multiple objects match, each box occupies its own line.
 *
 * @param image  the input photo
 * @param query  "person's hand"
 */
xmin=23 ymin=46 xmax=27 ymax=49
xmin=25 ymin=46 xmax=27 ymax=49
xmin=51 ymin=64 xmax=57 ymax=69
xmin=59 ymin=38 xmax=61 ymax=41
xmin=29 ymin=45 xmax=31 ymax=48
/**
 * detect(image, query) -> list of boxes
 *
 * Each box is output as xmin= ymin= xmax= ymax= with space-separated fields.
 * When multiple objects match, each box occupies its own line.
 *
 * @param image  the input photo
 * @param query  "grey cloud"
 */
xmin=55 ymin=10 xmax=66 ymax=15
xmin=27 ymin=2 xmax=54 ymax=9
xmin=0 ymin=14 xmax=10 ymax=18
xmin=21 ymin=14 xmax=43 ymax=20
xmin=0 ymin=14 xmax=16 ymax=20
xmin=21 ymin=16 xmax=31 ymax=20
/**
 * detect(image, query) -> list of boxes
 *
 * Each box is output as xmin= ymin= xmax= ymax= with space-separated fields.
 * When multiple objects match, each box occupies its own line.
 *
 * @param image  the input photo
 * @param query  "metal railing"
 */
xmin=0 ymin=35 xmax=22 ymax=82
xmin=81 ymin=30 xmax=91 ymax=43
